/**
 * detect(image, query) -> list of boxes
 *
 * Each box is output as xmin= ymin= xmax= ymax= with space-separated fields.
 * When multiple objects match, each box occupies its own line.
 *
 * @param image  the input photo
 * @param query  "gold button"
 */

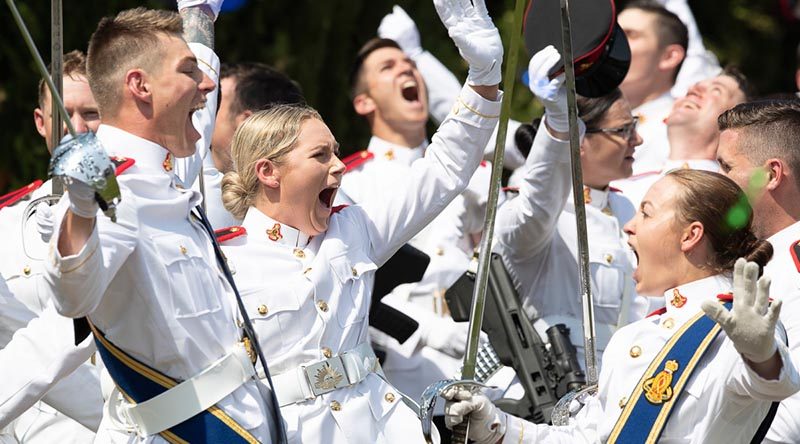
xmin=629 ymin=346 xmax=642 ymax=358
xmin=604 ymin=253 xmax=613 ymax=263
xmin=330 ymin=400 xmax=341 ymax=411
xmin=257 ymin=305 xmax=268 ymax=315
xmin=322 ymin=347 xmax=333 ymax=358
xmin=23 ymin=265 xmax=31 ymax=276
xmin=180 ymin=245 xmax=188 ymax=255
xmin=435 ymin=248 xmax=445 ymax=256
xmin=317 ymin=300 xmax=329 ymax=312
xmin=663 ymin=318 xmax=675 ymax=329
xmin=351 ymin=267 xmax=358 ymax=277
xmin=293 ymin=248 xmax=305 ymax=259
xmin=384 ymin=392 xmax=396 ymax=403
xmin=618 ymin=396 xmax=627 ymax=408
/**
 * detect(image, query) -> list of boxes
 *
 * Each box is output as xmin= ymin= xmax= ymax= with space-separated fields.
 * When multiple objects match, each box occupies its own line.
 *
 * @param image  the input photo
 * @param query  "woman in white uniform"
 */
xmin=442 ymin=169 xmax=799 ymax=444
xmin=496 ymin=47 xmax=648 ymax=365
xmin=214 ymin=2 xmax=503 ymax=439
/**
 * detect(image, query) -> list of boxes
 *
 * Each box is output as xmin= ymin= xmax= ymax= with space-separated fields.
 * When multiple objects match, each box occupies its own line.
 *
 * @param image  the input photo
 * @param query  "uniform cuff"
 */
xmin=743 ymin=341 xmax=800 ymax=400
xmin=501 ymin=414 xmax=526 ymax=444
xmin=49 ymin=222 xmax=99 ymax=276
xmin=448 ymin=84 xmax=503 ymax=129
xmin=188 ymin=42 xmax=220 ymax=84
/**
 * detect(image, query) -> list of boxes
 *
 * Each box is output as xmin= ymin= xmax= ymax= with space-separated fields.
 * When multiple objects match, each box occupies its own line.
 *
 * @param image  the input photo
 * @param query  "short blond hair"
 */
xmin=38 ymin=50 xmax=88 ymax=108
xmin=222 ymin=104 xmax=323 ymax=220
xmin=87 ymin=7 xmax=183 ymax=117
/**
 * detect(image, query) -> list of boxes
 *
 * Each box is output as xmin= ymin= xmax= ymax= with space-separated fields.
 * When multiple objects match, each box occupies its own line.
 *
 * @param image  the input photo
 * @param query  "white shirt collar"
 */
xmin=567 ymin=186 xmax=610 ymax=212
xmin=367 ymin=136 xmax=428 ymax=166
xmin=242 ymin=206 xmax=311 ymax=249
xmin=662 ymin=274 xmax=732 ymax=320
xmin=767 ymin=220 xmax=800 ymax=248
xmin=96 ymin=124 xmax=177 ymax=177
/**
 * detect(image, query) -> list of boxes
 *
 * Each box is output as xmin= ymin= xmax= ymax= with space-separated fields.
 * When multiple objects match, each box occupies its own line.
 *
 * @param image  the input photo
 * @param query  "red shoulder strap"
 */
xmin=646 ymin=307 xmax=667 ymax=318
xmin=608 ymin=186 xmax=622 ymax=193
xmin=502 ymin=186 xmax=520 ymax=193
xmin=0 ymin=180 xmax=44 ymax=210
xmin=790 ymin=241 xmax=800 ymax=273
xmin=342 ymin=150 xmax=374 ymax=173
xmin=214 ymin=226 xmax=247 ymax=243
xmin=331 ymin=204 xmax=349 ymax=214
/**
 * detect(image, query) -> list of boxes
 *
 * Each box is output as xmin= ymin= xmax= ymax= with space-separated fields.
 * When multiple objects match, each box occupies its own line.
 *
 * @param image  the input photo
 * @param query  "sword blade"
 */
xmin=558 ymin=0 xmax=598 ymax=386
xmin=50 ymin=0 xmax=64 ymax=195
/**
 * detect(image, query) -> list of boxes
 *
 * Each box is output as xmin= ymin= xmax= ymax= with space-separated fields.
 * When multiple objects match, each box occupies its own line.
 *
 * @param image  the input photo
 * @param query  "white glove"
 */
xmin=434 ymin=0 xmax=502 ymax=86
xmin=378 ymin=5 xmax=423 ymax=57
xmin=35 ymin=202 xmax=55 ymax=243
xmin=65 ymin=179 xmax=99 ymax=219
xmin=701 ymin=258 xmax=782 ymax=364
xmin=443 ymin=387 xmax=506 ymax=444
xmin=177 ymin=0 xmax=223 ymax=20
xmin=528 ymin=45 xmax=569 ymax=133
xmin=422 ymin=317 xmax=468 ymax=358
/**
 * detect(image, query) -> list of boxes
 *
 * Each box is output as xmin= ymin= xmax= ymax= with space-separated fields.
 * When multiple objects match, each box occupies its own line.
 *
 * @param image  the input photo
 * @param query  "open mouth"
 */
xmin=318 ymin=187 xmax=337 ymax=209
xmin=400 ymin=80 xmax=420 ymax=103
xmin=190 ymin=101 xmax=206 ymax=114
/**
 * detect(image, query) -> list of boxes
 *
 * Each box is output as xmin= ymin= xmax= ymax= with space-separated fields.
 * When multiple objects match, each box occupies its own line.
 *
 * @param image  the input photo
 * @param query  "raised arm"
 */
xmin=494 ymin=47 xmax=574 ymax=260
xmin=363 ymin=0 xmax=502 ymax=265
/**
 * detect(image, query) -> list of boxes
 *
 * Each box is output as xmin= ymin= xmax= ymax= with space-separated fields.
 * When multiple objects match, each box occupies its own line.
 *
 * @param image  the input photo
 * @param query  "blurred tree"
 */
xmin=0 ymin=0 xmax=796 ymax=194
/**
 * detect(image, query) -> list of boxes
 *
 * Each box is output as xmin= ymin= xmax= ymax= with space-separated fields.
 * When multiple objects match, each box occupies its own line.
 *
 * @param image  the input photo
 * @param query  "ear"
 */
xmin=255 ymin=158 xmax=280 ymax=189
xmin=658 ymin=44 xmax=686 ymax=73
xmin=33 ymin=108 xmax=47 ymax=138
xmin=234 ymin=109 xmax=253 ymax=126
xmin=764 ymin=158 xmax=785 ymax=192
xmin=353 ymin=93 xmax=376 ymax=116
xmin=679 ymin=221 xmax=705 ymax=254
xmin=125 ymin=69 xmax=152 ymax=104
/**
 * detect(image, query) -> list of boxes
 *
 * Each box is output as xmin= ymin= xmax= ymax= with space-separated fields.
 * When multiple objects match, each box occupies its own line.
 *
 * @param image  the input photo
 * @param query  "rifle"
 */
xmin=445 ymin=253 xmax=584 ymax=423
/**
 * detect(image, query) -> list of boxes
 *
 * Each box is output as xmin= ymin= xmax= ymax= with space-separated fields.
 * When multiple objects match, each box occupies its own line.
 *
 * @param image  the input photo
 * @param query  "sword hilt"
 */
xmin=451 ymin=420 xmax=469 ymax=444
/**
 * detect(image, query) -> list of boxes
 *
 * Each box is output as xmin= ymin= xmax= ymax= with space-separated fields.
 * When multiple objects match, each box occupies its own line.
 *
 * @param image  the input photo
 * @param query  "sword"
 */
xmin=50 ymin=0 xmax=64 ymax=195
xmin=419 ymin=0 xmax=527 ymax=441
xmin=550 ymin=0 xmax=600 ymax=425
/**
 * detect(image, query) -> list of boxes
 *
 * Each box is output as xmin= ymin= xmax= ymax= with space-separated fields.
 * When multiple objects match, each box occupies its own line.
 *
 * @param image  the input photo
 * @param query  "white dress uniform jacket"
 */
xmin=222 ymin=83 xmax=502 ymax=443
xmin=43 ymin=124 xmax=277 ymax=443
xmin=630 ymin=93 xmax=674 ymax=176
xmin=495 ymin=124 xmax=648 ymax=367
xmin=764 ymin=221 xmax=800 ymax=443
xmin=501 ymin=275 xmax=800 ymax=443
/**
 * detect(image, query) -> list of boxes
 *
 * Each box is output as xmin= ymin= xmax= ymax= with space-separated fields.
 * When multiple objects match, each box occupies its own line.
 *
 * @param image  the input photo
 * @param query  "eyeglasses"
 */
xmin=586 ymin=116 xmax=639 ymax=141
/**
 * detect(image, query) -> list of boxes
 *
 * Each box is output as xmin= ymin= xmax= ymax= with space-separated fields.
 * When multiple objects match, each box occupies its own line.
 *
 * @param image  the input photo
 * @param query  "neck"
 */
xmin=667 ymin=125 xmax=718 ymax=161
xmin=758 ymin=190 xmax=800 ymax=239
xmin=371 ymin=120 xmax=426 ymax=148
xmin=621 ymin=79 xmax=672 ymax=110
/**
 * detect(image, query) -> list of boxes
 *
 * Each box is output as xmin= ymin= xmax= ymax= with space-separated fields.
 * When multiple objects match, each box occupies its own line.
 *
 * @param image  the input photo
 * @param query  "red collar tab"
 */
xmin=608 ymin=186 xmax=622 ymax=194
xmin=111 ymin=156 xmax=135 ymax=176
xmin=646 ymin=307 xmax=668 ymax=318
xmin=214 ymin=226 xmax=247 ymax=243
xmin=791 ymin=240 xmax=800 ymax=273
xmin=0 ymin=179 xmax=44 ymax=210
xmin=331 ymin=204 xmax=348 ymax=214
xmin=716 ymin=292 xmax=734 ymax=303
xmin=502 ymin=186 xmax=520 ymax=193
xmin=342 ymin=150 xmax=374 ymax=173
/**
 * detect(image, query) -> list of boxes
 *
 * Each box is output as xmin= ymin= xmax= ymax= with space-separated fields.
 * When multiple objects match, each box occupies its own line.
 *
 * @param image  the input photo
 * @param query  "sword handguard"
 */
xmin=418 ymin=379 xmax=492 ymax=444
xmin=48 ymin=132 xmax=121 ymax=222
xmin=551 ymin=384 xmax=597 ymax=426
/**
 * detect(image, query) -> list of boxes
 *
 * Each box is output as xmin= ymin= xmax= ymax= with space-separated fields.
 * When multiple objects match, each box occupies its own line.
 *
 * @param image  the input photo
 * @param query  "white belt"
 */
xmin=270 ymin=343 xmax=380 ymax=406
xmin=534 ymin=315 xmax=616 ymax=353
xmin=116 ymin=342 xmax=255 ymax=437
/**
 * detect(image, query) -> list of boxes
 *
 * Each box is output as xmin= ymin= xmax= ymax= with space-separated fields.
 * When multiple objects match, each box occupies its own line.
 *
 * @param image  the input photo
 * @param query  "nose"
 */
xmin=630 ymin=129 xmax=643 ymax=147
xmin=70 ymin=114 xmax=89 ymax=134
xmin=331 ymin=154 xmax=346 ymax=176
xmin=198 ymin=72 xmax=215 ymax=96
xmin=687 ymin=81 xmax=706 ymax=97
xmin=623 ymin=218 xmax=635 ymax=236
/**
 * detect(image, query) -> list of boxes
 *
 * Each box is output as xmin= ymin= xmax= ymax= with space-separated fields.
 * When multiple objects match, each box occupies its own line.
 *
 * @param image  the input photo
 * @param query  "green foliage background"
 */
xmin=1 ymin=0 xmax=797 ymax=194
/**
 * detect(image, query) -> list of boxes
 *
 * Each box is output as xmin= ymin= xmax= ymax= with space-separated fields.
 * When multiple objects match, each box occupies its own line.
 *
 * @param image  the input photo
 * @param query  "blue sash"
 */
xmin=89 ymin=322 xmax=260 ymax=443
xmin=606 ymin=302 xmax=732 ymax=443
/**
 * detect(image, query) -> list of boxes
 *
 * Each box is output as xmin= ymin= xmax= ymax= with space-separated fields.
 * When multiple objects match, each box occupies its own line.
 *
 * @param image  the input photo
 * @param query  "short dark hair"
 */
xmin=718 ymin=99 xmax=800 ymax=190
xmin=720 ymin=65 xmax=755 ymax=102
xmin=348 ymin=38 xmax=403 ymax=100
xmin=38 ymin=50 xmax=88 ymax=108
xmin=220 ymin=62 xmax=305 ymax=117
xmin=578 ymin=87 xmax=624 ymax=130
xmin=623 ymin=0 xmax=688 ymax=79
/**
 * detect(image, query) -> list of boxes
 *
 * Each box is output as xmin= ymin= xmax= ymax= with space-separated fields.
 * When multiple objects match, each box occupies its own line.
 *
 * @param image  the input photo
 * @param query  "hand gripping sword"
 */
xmin=550 ymin=0 xmax=600 ymax=425
xmin=7 ymin=0 xmax=121 ymax=221
xmin=419 ymin=0 xmax=527 ymax=442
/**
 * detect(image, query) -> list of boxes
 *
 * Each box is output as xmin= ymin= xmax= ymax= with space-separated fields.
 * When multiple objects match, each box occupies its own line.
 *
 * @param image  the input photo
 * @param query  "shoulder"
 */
xmin=0 ymin=180 xmax=44 ymax=211
xmin=342 ymin=150 xmax=374 ymax=173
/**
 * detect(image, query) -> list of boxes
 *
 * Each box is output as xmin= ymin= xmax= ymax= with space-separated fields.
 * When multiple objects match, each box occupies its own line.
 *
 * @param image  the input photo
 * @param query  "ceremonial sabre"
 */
xmin=50 ymin=0 xmax=64 ymax=195
xmin=549 ymin=0 xmax=600 ymax=425
xmin=7 ymin=0 xmax=121 ymax=221
xmin=419 ymin=0 xmax=527 ymax=441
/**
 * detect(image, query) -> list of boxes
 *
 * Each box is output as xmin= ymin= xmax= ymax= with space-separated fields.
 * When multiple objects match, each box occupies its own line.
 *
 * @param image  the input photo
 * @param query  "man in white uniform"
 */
xmin=43 ymin=5 xmax=282 ymax=442
xmin=716 ymin=99 xmax=800 ymax=443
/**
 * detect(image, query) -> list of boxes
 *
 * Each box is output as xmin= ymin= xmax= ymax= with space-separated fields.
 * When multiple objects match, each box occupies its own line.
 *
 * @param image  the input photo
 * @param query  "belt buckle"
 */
xmin=304 ymin=356 xmax=349 ymax=397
